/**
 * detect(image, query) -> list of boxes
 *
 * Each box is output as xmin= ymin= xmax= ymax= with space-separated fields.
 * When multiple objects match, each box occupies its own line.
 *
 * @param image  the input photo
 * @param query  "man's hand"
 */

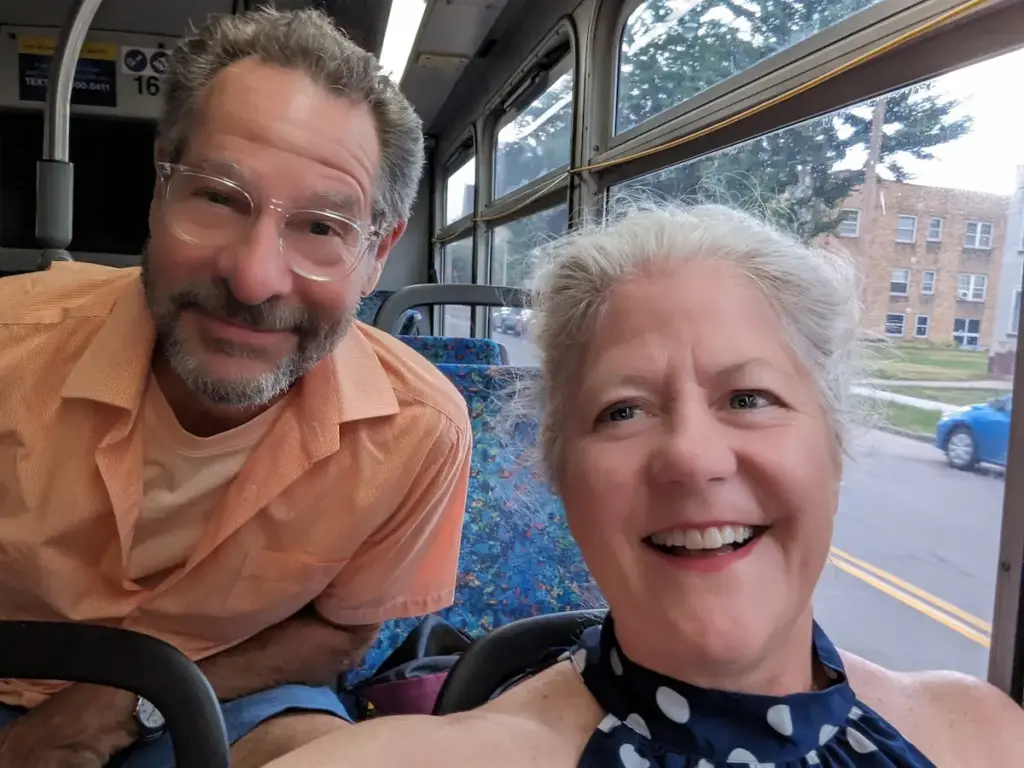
xmin=200 ymin=611 xmax=378 ymax=702
xmin=0 ymin=684 xmax=138 ymax=768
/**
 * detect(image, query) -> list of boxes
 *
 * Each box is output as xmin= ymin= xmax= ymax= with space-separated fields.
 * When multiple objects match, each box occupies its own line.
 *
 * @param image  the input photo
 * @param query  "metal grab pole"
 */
xmin=35 ymin=0 xmax=105 ymax=265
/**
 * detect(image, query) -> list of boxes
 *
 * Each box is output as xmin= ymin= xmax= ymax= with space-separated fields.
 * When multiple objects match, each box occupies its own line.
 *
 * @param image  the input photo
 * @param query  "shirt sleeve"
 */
xmin=313 ymin=412 xmax=472 ymax=626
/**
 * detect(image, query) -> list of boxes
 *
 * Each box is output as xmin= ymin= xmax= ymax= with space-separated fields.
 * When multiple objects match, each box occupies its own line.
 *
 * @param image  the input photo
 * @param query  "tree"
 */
xmin=614 ymin=0 xmax=972 ymax=238
xmin=495 ymin=0 xmax=972 ymax=243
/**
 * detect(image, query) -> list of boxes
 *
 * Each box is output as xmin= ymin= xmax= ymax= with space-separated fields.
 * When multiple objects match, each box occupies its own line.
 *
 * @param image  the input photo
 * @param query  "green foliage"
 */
xmin=490 ymin=0 xmax=973 ymax=281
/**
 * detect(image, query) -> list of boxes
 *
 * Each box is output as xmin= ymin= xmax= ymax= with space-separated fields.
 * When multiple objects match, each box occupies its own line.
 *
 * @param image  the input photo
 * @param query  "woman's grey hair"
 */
xmin=158 ymin=6 xmax=424 ymax=224
xmin=528 ymin=200 xmax=864 ymax=489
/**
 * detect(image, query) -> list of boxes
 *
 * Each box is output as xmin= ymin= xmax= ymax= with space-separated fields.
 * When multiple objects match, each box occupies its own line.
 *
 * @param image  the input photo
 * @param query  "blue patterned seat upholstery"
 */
xmin=355 ymin=290 xmax=393 ymax=325
xmin=397 ymin=336 xmax=506 ymax=365
xmin=346 ymin=363 xmax=600 ymax=682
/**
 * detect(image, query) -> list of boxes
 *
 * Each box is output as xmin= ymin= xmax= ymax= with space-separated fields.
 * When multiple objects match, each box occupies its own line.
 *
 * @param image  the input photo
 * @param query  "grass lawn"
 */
xmin=855 ymin=395 xmax=942 ymax=437
xmin=879 ymin=386 xmax=1007 ymax=407
xmin=869 ymin=341 xmax=989 ymax=382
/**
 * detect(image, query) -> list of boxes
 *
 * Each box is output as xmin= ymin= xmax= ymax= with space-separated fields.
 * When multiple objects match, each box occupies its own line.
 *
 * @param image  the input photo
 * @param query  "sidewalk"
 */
xmin=856 ymin=378 xmax=1012 ymax=390
xmin=850 ymin=385 xmax=957 ymax=414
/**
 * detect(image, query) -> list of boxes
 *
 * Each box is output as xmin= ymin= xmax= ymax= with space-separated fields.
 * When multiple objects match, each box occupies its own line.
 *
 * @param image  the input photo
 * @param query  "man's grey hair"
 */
xmin=158 ymin=6 xmax=424 ymax=223
xmin=526 ymin=200 xmax=864 ymax=489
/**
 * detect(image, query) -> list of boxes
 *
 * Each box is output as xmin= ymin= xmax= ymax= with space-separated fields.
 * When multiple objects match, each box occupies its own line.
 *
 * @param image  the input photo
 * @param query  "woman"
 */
xmin=269 ymin=203 xmax=1023 ymax=767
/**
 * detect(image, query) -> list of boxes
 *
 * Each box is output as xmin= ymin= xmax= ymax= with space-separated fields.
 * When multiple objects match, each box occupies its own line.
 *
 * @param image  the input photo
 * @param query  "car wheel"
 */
xmin=945 ymin=427 xmax=978 ymax=471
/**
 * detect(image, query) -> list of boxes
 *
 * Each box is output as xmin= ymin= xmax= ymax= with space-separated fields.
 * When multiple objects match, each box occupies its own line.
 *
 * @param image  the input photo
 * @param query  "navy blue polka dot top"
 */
xmin=568 ymin=616 xmax=936 ymax=767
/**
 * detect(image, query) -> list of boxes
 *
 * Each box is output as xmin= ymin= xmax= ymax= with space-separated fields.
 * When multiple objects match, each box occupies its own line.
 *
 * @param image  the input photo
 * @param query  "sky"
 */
xmin=893 ymin=47 xmax=1024 ymax=196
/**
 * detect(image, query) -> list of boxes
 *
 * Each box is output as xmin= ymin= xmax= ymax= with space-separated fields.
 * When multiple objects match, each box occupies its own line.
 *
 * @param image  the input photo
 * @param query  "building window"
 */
xmin=920 ymin=270 xmax=936 ymax=295
xmin=957 ymin=273 xmax=987 ymax=302
xmin=889 ymin=268 xmax=910 ymax=295
xmin=915 ymin=315 xmax=929 ymax=338
xmin=952 ymin=318 xmax=981 ymax=348
xmin=838 ymin=209 xmax=860 ymax=237
xmin=927 ymin=217 xmax=943 ymax=242
xmin=1011 ymin=289 xmax=1022 ymax=335
xmin=896 ymin=215 xmax=917 ymax=243
xmin=964 ymin=221 xmax=994 ymax=249
xmin=884 ymin=314 xmax=905 ymax=336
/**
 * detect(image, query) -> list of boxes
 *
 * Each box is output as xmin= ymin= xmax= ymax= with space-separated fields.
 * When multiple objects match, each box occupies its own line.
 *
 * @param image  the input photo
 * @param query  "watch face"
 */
xmin=137 ymin=698 xmax=165 ymax=730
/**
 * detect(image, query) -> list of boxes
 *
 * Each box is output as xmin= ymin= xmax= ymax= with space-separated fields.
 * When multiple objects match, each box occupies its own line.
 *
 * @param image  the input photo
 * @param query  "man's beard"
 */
xmin=141 ymin=251 xmax=353 ymax=408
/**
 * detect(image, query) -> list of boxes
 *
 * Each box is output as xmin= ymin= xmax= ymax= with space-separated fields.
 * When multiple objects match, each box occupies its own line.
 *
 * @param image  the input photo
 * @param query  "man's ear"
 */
xmin=361 ymin=220 xmax=408 ymax=296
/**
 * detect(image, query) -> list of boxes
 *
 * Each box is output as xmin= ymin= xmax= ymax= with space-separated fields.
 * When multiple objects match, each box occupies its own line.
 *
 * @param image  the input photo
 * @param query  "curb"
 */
xmin=877 ymin=425 xmax=934 ymax=444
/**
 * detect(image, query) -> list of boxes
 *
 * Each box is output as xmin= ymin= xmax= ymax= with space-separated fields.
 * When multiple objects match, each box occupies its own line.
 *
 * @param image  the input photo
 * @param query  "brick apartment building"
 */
xmin=828 ymin=180 xmax=1010 ymax=348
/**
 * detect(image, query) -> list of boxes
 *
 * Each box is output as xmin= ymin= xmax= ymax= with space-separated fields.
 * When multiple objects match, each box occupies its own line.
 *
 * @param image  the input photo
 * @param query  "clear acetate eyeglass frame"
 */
xmin=156 ymin=161 xmax=384 ymax=282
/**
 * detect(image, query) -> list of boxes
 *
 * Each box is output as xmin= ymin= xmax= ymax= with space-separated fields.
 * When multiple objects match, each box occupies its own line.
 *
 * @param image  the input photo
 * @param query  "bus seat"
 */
xmin=433 ymin=610 xmax=606 ymax=715
xmin=433 ymin=363 xmax=600 ymax=631
xmin=356 ymin=290 xmax=393 ymax=324
xmin=347 ymin=363 xmax=600 ymax=684
xmin=397 ymin=335 xmax=507 ymax=365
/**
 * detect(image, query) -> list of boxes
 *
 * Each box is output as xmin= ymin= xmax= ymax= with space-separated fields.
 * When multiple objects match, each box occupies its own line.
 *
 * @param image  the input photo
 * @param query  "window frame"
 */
xmin=964 ymin=220 xmax=995 ymax=249
xmin=914 ymin=314 xmax=930 ymax=338
xmin=889 ymin=267 xmax=911 ymax=296
xmin=896 ymin=214 xmax=918 ymax=244
xmin=952 ymin=317 xmax=982 ymax=347
xmin=958 ymin=272 xmax=988 ymax=302
xmin=921 ymin=270 xmax=936 ymax=295
xmin=838 ymin=208 xmax=861 ymax=237
xmin=884 ymin=313 xmax=906 ymax=337
xmin=927 ymin=216 xmax=943 ymax=242
xmin=491 ymin=48 xmax=575 ymax=203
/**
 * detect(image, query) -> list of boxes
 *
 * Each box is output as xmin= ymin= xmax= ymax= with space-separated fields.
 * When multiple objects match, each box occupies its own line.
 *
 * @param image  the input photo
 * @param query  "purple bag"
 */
xmin=350 ymin=616 xmax=472 ymax=718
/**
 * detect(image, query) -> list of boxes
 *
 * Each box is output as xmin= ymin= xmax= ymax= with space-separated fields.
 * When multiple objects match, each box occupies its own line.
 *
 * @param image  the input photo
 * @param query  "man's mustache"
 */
xmin=170 ymin=280 xmax=312 ymax=333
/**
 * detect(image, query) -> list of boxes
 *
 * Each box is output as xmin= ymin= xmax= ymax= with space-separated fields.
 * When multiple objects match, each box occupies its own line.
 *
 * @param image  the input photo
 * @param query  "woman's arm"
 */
xmin=917 ymin=671 xmax=1024 ymax=764
xmin=264 ymin=662 xmax=602 ymax=768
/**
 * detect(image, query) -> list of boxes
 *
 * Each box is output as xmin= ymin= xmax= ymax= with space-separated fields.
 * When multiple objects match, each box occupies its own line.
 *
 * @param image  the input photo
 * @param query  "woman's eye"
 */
xmin=599 ymin=404 xmax=643 ymax=423
xmin=729 ymin=391 xmax=774 ymax=410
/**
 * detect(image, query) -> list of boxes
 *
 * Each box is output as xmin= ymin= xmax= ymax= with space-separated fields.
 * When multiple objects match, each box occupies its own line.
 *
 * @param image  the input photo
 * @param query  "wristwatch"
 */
xmin=133 ymin=695 xmax=166 ymax=741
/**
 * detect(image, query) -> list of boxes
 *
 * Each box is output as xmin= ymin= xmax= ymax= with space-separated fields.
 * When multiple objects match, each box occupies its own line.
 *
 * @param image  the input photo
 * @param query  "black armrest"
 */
xmin=0 ymin=621 xmax=229 ymax=767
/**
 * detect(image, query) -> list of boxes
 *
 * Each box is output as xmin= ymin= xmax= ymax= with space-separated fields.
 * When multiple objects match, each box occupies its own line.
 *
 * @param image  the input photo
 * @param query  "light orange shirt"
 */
xmin=0 ymin=262 xmax=472 ymax=708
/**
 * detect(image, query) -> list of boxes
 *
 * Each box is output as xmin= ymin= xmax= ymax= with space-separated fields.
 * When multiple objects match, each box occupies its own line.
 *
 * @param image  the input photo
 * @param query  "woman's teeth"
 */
xmin=647 ymin=525 xmax=757 ymax=552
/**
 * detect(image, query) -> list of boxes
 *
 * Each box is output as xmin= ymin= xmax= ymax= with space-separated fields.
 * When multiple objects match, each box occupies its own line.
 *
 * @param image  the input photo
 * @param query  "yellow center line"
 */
xmin=826 ymin=554 xmax=990 ymax=649
xmin=830 ymin=546 xmax=991 ymax=633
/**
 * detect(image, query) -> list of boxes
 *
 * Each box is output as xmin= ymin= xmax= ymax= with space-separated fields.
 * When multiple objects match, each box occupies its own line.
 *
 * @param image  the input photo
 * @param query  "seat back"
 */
xmin=435 ymin=364 xmax=599 ymax=636
xmin=0 ymin=621 xmax=229 ymax=766
xmin=356 ymin=290 xmax=394 ymax=324
xmin=348 ymin=364 xmax=600 ymax=683
xmin=397 ymin=335 xmax=506 ymax=365
xmin=433 ymin=610 xmax=606 ymax=715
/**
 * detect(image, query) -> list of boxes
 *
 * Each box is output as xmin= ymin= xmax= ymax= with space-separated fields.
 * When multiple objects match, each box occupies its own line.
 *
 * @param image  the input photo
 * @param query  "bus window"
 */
xmin=445 ymin=155 xmax=475 ymax=225
xmin=493 ymin=57 xmax=574 ymax=200
xmin=616 ymin=0 xmax=882 ymax=135
xmin=489 ymin=204 xmax=568 ymax=366
xmin=440 ymin=238 xmax=473 ymax=336
xmin=615 ymin=46 xmax=1024 ymax=680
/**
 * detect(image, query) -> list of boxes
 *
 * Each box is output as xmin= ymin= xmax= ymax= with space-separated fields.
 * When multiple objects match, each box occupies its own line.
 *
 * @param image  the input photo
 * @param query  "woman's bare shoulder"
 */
xmin=265 ymin=662 xmax=603 ymax=768
xmin=841 ymin=649 xmax=1024 ymax=766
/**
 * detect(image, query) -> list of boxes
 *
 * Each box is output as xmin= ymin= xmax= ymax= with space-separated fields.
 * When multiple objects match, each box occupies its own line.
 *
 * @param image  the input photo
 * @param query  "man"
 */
xmin=0 ymin=7 xmax=470 ymax=768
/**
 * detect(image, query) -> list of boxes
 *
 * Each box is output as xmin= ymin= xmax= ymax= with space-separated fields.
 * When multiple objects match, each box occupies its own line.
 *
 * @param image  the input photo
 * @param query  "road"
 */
xmin=470 ymin=329 xmax=1006 ymax=679
xmin=815 ymin=430 xmax=1003 ymax=679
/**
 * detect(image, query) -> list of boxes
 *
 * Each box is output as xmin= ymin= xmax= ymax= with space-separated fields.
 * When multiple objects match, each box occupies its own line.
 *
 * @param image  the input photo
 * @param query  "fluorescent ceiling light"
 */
xmin=379 ymin=0 xmax=427 ymax=83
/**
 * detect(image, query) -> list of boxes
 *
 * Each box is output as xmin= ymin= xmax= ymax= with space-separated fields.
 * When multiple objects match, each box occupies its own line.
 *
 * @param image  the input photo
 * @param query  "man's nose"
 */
xmin=215 ymin=212 xmax=295 ymax=305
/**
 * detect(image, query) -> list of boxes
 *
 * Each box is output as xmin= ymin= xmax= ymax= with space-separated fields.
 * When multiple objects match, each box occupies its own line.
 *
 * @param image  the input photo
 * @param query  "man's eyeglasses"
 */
xmin=156 ymin=162 xmax=383 ymax=282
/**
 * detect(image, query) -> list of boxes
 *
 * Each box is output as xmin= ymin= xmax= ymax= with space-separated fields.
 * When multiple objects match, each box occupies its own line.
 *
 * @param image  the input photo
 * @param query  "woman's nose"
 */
xmin=651 ymin=403 xmax=738 ymax=487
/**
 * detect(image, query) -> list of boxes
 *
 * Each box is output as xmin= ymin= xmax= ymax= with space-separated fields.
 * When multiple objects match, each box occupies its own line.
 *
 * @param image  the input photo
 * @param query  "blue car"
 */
xmin=935 ymin=394 xmax=1012 ymax=470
